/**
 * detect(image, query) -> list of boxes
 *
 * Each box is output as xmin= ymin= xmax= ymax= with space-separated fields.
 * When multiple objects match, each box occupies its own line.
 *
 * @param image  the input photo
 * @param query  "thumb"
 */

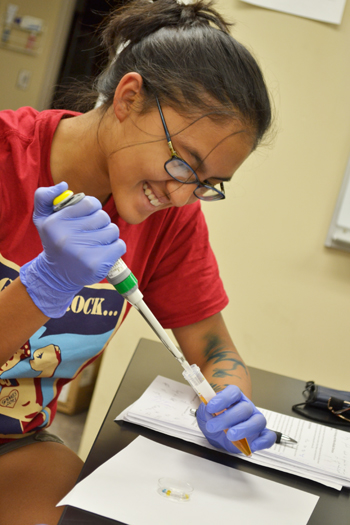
xmin=196 ymin=402 xmax=212 ymax=425
xmin=33 ymin=182 xmax=69 ymax=219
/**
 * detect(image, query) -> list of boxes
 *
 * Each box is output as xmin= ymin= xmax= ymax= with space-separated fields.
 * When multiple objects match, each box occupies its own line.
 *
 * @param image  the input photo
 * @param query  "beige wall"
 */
xmin=204 ymin=0 xmax=350 ymax=391
xmin=0 ymin=0 xmax=74 ymax=111
xmin=80 ymin=1 xmax=350 ymax=459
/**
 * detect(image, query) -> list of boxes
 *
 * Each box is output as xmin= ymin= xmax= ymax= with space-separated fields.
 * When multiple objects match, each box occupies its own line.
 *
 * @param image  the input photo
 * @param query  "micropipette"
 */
xmin=53 ymin=190 xmax=252 ymax=456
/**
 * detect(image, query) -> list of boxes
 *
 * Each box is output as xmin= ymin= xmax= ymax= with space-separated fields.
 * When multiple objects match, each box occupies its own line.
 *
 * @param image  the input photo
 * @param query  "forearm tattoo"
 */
xmin=203 ymin=334 xmax=248 ymax=388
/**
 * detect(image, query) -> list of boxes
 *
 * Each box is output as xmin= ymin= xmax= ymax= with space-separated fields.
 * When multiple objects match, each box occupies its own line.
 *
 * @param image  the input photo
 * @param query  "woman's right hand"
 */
xmin=20 ymin=182 xmax=126 ymax=318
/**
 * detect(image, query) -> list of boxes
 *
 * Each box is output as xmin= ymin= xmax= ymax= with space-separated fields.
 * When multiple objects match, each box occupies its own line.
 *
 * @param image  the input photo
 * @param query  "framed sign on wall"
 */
xmin=325 ymin=154 xmax=350 ymax=253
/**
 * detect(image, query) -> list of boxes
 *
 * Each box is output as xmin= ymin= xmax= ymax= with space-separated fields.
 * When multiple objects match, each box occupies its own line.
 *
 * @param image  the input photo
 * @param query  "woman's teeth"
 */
xmin=143 ymin=183 xmax=161 ymax=207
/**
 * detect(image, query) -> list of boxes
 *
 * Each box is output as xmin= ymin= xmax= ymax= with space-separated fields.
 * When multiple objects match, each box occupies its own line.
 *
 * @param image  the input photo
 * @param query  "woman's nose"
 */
xmin=166 ymin=180 xmax=197 ymax=207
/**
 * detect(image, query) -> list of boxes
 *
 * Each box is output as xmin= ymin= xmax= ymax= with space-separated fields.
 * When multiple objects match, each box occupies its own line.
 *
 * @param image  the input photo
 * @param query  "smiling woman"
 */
xmin=0 ymin=0 xmax=275 ymax=523
xmin=90 ymin=81 xmax=254 ymax=224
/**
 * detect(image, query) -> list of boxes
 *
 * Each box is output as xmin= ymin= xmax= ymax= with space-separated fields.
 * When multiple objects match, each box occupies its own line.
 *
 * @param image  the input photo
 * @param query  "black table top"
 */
xmin=58 ymin=338 xmax=350 ymax=524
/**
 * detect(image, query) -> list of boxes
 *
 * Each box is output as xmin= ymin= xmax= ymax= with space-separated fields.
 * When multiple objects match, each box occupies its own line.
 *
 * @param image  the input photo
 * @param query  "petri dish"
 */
xmin=157 ymin=477 xmax=194 ymax=502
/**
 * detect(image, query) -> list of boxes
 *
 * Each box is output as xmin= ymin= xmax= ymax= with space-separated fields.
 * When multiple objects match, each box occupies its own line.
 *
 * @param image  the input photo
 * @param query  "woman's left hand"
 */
xmin=196 ymin=385 xmax=276 ymax=454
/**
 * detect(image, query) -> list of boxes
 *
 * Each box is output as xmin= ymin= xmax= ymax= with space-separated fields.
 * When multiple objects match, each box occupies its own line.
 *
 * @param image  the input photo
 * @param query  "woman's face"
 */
xmin=106 ymin=104 xmax=254 ymax=225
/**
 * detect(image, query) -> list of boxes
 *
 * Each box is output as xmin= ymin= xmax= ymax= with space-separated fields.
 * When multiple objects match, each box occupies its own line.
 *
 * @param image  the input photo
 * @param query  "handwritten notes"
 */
xmin=116 ymin=376 xmax=350 ymax=490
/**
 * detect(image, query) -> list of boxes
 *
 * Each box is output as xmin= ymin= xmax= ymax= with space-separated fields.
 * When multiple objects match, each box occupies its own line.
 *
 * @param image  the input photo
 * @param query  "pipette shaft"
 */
xmin=108 ymin=260 xmax=191 ymax=371
xmin=53 ymin=190 xmax=251 ymax=456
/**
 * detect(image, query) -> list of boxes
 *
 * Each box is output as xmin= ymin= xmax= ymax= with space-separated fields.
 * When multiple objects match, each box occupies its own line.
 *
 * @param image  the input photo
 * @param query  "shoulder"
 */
xmin=0 ymin=107 xmax=80 ymax=144
xmin=0 ymin=108 xmax=80 ymax=224
xmin=0 ymin=107 xmax=38 ymax=141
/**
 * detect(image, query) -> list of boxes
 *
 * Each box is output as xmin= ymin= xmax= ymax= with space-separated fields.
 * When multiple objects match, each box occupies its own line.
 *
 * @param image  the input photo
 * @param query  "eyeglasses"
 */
xmin=156 ymin=98 xmax=225 ymax=202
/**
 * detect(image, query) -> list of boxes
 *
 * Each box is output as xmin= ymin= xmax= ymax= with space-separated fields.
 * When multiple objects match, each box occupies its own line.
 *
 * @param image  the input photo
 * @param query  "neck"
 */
xmin=50 ymin=108 xmax=112 ymax=205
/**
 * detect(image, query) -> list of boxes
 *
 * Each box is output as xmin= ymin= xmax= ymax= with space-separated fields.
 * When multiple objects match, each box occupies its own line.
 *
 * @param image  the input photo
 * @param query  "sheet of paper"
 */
xmin=258 ymin=409 xmax=350 ymax=478
xmin=116 ymin=376 xmax=350 ymax=490
xmin=59 ymin=436 xmax=318 ymax=525
xmin=239 ymin=0 xmax=347 ymax=25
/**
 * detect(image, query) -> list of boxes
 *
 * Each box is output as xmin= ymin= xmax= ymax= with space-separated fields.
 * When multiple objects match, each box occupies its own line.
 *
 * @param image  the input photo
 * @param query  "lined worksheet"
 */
xmin=116 ymin=376 xmax=350 ymax=490
xmin=259 ymin=409 xmax=349 ymax=475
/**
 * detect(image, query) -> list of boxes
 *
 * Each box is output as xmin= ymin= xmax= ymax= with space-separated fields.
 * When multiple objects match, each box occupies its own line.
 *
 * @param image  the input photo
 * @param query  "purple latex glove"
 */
xmin=20 ymin=182 xmax=126 ymax=318
xmin=196 ymin=385 xmax=276 ymax=454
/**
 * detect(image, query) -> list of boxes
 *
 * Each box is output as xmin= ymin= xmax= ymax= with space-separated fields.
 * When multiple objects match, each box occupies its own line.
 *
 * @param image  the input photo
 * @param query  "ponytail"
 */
xmin=101 ymin=0 xmax=230 ymax=57
xmin=94 ymin=0 xmax=271 ymax=146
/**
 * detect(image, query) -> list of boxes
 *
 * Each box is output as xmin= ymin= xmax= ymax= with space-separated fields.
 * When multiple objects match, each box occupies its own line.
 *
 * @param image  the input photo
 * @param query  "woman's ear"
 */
xmin=113 ymin=72 xmax=143 ymax=122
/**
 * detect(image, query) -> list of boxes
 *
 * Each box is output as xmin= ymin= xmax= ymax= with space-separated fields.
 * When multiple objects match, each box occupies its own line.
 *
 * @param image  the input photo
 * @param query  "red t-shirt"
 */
xmin=0 ymin=107 xmax=228 ymax=440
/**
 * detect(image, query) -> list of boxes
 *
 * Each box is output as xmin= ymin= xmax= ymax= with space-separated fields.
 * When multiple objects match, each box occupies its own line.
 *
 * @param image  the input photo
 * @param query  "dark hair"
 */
xmin=97 ymin=0 xmax=272 ymax=147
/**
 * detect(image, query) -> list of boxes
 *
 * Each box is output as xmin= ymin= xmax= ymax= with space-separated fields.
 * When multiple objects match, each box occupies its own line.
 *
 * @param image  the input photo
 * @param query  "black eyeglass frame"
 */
xmin=155 ymin=97 xmax=225 ymax=202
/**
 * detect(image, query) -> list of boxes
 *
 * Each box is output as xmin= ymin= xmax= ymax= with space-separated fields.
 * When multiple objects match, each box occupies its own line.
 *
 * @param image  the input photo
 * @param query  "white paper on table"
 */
xmin=59 ymin=436 xmax=319 ymax=525
xmin=239 ymin=0 xmax=346 ymax=25
xmin=115 ymin=375 xmax=350 ymax=490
